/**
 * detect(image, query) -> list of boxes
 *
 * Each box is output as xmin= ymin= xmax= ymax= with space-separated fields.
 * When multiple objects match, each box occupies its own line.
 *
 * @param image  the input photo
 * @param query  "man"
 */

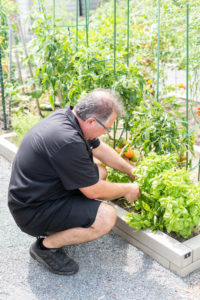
xmin=8 ymin=88 xmax=140 ymax=276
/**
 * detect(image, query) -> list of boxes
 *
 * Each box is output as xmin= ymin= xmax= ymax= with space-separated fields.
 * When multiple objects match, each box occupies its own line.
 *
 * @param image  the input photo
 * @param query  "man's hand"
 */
xmin=124 ymin=183 xmax=141 ymax=203
xmin=126 ymin=167 xmax=137 ymax=181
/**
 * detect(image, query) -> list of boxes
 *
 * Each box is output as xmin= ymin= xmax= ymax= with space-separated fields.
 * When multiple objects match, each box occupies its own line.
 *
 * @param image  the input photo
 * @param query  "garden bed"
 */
xmin=0 ymin=132 xmax=18 ymax=161
xmin=110 ymin=202 xmax=200 ymax=277
xmin=1 ymin=132 xmax=200 ymax=277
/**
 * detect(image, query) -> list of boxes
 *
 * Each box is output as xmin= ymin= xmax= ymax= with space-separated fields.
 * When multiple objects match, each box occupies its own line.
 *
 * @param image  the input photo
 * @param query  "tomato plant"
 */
xmin=127 ymin=99 xmax=195 ymax=158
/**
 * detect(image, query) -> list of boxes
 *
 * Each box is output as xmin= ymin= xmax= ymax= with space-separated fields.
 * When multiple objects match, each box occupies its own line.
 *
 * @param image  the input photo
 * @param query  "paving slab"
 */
xmin=1 ymin=155 xmax=200 ymax=300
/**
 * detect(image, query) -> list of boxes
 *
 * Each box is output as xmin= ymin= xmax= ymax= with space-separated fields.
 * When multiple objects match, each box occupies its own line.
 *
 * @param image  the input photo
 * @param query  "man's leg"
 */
xmin=43 ymin=202 xmax=116 ymax=249
xmin=30 ymin=163 xmax=114 ymax=275
xmin=43 ymin=163 xmax=113 ymax=249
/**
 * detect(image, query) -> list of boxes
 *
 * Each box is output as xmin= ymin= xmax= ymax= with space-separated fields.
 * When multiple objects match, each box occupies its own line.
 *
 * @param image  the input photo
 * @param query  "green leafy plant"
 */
xmin=126 ymin=153 xmax=200 ymax=238
xmin=107 ymin=168 xmax=132 ymax=183
xmin=127 ymin=100 xmax=195 ymax=159
xmin=12 ymin=113 xmax=41 ymax=145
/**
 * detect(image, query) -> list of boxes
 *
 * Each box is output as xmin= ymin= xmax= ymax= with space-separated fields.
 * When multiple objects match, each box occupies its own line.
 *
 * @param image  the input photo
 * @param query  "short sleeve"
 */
xmin=50 ymin=142 xmax=99 ymax=190
xmin=88 ymin=138 xmax=100 ymax=149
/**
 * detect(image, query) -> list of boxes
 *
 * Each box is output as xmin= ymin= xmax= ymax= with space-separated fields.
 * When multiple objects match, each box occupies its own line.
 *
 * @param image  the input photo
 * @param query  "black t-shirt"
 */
xmin=8 ymin=107 xmax=100 ymax=211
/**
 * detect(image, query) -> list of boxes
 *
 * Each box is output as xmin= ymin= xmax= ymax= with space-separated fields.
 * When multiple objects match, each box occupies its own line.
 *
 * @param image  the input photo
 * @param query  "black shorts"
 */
xmin=12 ymin=191 xmax=102 ymax=237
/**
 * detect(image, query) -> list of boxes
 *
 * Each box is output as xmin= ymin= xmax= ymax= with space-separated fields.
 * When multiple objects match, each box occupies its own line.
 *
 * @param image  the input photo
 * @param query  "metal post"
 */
xmin=113 ymin=0 xmax=117 ymax=148
xmin=156 ymin=0 xmax=160 ymax=102
xmin=114 ymin=0 xmax=117 ymax=77
xmin=186 ymin=3 xmax=189 ymax=169
xmin=79 ymin=0 xmax=83 ymax=16
xmin=84 ymin=0 xmax=88 ymax=47
xmin=53 ymin=0 xmax=55 ymax=30
xmin=53 ymin=0 xmax=55 ymax=108
xmin=87 ymin=0 xmax=90 ymax=31
xmin=76 ymin=0 xmax=79 ymax=51
xmin=126 ymin=0 xmax=130 ymax=67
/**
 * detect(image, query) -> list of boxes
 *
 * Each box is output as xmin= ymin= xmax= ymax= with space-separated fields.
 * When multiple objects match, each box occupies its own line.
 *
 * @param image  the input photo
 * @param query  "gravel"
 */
xmin=1 ymin=155 xmax=200 ymax=300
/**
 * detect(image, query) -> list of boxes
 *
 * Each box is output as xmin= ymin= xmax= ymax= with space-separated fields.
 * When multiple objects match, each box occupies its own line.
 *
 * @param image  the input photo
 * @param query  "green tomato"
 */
xmin=131 ymin=149 xmax=140 ymax=162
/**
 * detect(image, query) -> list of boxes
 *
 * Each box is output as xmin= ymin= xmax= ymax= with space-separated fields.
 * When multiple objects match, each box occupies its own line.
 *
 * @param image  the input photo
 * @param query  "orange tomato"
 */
xmin=178 ymin=83 xmax=186 ymax=90
xmin=146 ymin=79 xmax=151 ymax=85
xmin=124 ymin=147 xmax=134 ymax=159
xmin=181 ymin=157 xmax=187 ymax=162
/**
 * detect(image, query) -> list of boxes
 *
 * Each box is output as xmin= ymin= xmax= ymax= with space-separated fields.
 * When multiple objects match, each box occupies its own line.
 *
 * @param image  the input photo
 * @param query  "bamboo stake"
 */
xmin=0 ymin=0 xmax=7 ymax=130
xmin=7 ymin=16 xmax=12 ymax=128
xmin=18 ymin=17 xmax=43 ymax=116
xmin=57 ymin=90 xmax=63 ymax=106
xmin=15 ymin=49 xmax=25 ymax=94
xmin=0 ymin=49 xmax=7 ymax=130
xmin=156 ymin=0 xmax=161 ymax=102
xmin=7 ymin=16 xmax=12 ymax=82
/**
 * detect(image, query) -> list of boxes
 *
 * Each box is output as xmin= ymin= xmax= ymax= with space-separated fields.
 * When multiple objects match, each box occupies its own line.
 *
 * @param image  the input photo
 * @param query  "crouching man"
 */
xmin=8 ymin=88 xmax=140 ymax=275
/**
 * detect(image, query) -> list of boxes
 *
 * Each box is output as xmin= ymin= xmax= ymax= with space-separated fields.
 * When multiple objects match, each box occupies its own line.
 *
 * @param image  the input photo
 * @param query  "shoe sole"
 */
xmin=30 ymin=247 xmax=79 ymax=276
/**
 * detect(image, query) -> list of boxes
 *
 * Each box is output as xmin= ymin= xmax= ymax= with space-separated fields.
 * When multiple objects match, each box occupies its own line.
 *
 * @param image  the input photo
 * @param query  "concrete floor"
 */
xmin=1 ymin=155 xmax=200 ymax=300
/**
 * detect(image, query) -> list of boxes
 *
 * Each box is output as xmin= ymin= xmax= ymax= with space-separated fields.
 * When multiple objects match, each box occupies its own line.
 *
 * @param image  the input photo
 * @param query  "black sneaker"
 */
xmin=30 ymin=238 xmax=79 ymax=275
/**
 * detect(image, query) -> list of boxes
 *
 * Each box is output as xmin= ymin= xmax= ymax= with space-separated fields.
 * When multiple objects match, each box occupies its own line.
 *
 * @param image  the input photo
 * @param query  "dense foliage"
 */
xmin=28 ymin=8 xmax=145 ymax=120
xmin=1 ymin=0 xmax=200 ymax=240
xmin=26 ymin=0 xmax=200 ymax=109
xmin=126 ymin=153 xmax=200 ymax=238
xmin=12 ymin=113 xmax=41 ymax=145
xmin=127 ymin=100 xmax=195 ymax=158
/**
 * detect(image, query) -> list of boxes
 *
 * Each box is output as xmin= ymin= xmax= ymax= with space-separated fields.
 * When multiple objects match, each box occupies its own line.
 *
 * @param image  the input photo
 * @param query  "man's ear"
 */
xmin=85 ymin=117 xmax=96 ymax=125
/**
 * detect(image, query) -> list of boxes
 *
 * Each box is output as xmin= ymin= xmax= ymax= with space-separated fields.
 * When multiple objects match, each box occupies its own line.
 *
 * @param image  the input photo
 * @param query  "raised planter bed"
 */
xmin=111 ymin=202 xmax=200 ymax=277
xmin=1 ymin=132 xmax=200 ymax=277
xmin=0 ymin=132 xmax=18 ymax=162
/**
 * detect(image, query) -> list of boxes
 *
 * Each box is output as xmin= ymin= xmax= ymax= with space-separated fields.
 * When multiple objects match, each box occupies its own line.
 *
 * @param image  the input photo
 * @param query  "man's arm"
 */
xmin=79 ymin=180 xmax=140 ymax=203
xmin=92 ymin=141 xmax=136 ymax=180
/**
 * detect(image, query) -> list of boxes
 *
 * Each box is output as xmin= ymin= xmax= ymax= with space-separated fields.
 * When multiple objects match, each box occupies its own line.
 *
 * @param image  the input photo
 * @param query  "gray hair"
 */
xmin=74 ymin=88 xmax=124 ymax=122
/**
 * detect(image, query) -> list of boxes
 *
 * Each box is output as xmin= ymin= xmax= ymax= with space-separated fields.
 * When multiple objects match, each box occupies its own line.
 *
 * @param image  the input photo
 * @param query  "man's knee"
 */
xmin=91 ymin=202 xmax=117 ymax=236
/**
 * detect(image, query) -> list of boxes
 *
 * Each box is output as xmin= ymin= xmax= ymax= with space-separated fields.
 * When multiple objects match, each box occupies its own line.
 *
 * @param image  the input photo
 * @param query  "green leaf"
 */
xmin=29 ymin=90 xmax=43 ymax=99
xmin=49 ymin=94 xmax=54 ymax=109
xmin=142 ymin=201 xmax=151 ymax=211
